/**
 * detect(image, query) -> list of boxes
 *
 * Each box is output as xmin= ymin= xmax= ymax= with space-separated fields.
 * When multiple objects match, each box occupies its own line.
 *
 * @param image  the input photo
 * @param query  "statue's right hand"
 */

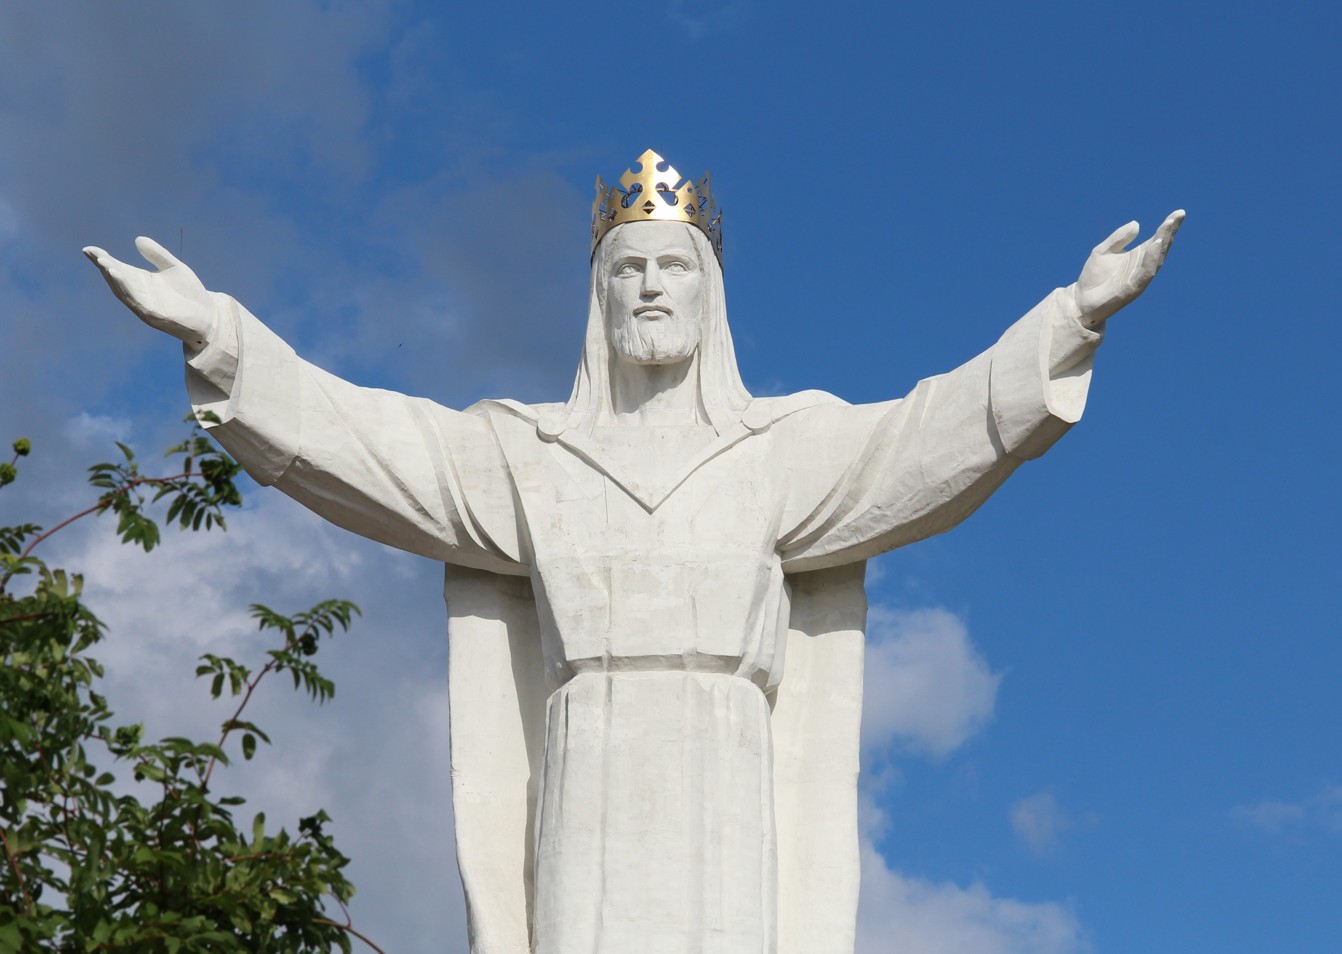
xmin=83 ymin=237 xmax=215 ymax=348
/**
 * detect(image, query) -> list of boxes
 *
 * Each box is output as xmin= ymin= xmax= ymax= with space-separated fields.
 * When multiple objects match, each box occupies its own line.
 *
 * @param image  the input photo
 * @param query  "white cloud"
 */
xmin=1010 ymin=790 xmax=1088 ymax=857
xmin=1234 ymin=785 xmax=1342 ymax=836
xmin=64 ymin=411 xmax=134 ymax=447
xmin=854 ymin=608 xmax=1089 ymax=951
xmin=856 ymin=844 xmax=1090 ymax=954
xmin=863 ymin=606 xmax=1001 ymax=758
xmin=858 ymin=764 xmax=904 ymax=843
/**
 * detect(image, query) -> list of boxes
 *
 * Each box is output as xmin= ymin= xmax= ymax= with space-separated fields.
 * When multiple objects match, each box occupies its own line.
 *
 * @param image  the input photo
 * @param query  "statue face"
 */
xmin=604 ymin=222 xmax=703 ymax=366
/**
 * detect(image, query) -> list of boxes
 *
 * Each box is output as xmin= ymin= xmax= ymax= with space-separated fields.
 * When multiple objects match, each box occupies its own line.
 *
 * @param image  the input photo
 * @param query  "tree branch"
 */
xmin=315 ymin=913 xmax=389 ymax=954
xmin=0 ymin=823 xmax=35 ymax=917
xmin=0 ymin=470 xmax=199 ymax=591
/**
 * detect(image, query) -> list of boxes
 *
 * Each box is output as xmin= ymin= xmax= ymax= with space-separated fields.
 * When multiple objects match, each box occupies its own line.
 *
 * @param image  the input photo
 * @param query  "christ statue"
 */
xmin=85 ymin=149 xmax=1183 ymax=954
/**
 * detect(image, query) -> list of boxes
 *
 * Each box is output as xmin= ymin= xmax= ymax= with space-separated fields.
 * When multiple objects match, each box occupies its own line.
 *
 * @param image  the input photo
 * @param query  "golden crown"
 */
xmin=592 ymin=148 xmax=723 ymax=265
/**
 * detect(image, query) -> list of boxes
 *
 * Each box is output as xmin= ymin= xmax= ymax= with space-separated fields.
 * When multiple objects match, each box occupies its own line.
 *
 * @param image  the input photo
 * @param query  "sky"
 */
xmin=1 ymin=1 xmax=1340 ymax=951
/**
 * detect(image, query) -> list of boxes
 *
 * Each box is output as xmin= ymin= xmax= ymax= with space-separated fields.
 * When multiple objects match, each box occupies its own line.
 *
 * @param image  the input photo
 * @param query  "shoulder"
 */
xmin=741 ymin=390 xmax=847 ymax=432
xmin=463 ymin=399 xmax=565 ymax=424
xmin=748 ymin=389 xmax=849 ymax=414
xmin=768 ymin=390 xmax=907 ymax=459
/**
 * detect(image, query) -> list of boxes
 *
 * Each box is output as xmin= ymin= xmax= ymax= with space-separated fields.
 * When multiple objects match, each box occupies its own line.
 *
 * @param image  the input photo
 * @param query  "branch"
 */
xmin=200 ymin=615 xmax=326 ymax=790
xmin=201 ymin=655 xmax=274 ymax=792
xmin=0 ymin=823 xmax=35 ymax=917
xmin=0 ymin=609 xmax=63 ymax=626
xmin=28 ymin=718 xmax=86 ymax=872
xmin=19 ymin=471 xmax=196 ymax=561
xmin=316 ymin=900 xmax=388 ymax=954
xmin=0 ymin=470 xmax=198 ymax=592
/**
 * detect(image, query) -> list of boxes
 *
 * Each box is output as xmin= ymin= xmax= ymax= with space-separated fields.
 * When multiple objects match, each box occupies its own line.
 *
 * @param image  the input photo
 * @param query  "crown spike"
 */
xmin=592 ymin=148 xmax=723 ymax=266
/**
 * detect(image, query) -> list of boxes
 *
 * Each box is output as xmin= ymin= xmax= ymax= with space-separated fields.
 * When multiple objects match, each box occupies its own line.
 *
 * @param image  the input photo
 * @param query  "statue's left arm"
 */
xmin=767 ymin=213 xmax=1182 ymax=948
xmin=776 ymin=211 xmax=1183 ymax=572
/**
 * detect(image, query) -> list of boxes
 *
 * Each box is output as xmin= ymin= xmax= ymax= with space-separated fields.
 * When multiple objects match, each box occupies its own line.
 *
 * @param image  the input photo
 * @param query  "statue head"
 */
xmin=557 ymin=226 xmax=749 ymax=436
xmin=603 ymin=220 xmax=703 ymax=367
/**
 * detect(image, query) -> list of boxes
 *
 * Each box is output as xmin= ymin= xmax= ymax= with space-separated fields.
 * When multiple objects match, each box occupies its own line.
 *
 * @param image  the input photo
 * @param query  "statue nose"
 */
xmin=641 ymin=263 xmax=664 ymax=296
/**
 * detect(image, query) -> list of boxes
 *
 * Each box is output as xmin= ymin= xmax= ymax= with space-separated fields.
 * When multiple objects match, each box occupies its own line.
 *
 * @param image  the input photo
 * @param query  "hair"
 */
xmin=560 ymin=222 xmax=751 ymax=435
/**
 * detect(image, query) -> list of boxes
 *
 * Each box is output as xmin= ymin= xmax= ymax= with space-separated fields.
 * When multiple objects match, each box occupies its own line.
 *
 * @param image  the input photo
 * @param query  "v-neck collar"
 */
xmin=550 ymin=422 xmax=753 ymax=512
xmin=481 ymin=392 xmax=838 ymax=514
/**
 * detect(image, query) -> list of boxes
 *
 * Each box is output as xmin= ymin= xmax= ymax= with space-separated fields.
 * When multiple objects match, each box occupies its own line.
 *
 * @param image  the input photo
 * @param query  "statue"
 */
xmin=84 ymin=149 xmax=1183 ymax=954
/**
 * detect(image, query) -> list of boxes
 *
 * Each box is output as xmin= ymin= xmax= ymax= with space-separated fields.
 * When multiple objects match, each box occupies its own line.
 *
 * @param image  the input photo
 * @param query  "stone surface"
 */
xmin=84 ymin=203 xmax=1182 ymax=953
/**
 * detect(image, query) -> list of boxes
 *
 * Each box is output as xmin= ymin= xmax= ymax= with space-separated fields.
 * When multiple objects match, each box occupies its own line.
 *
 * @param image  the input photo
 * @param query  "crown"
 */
xmin=592 ymin=148 xmax=723 ymax=265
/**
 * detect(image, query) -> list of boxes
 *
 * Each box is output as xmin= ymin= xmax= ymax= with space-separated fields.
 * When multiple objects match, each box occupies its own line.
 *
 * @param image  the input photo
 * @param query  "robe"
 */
xmin=183 ymin=287 xmax=1101 ymax=953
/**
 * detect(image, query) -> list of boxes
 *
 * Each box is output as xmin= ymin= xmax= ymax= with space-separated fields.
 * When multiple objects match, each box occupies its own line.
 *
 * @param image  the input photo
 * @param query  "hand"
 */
xmin=83 ymin=237 xmax=215 ymax=348
xmin=1073 ymin=210 xmax=1185 ymax=327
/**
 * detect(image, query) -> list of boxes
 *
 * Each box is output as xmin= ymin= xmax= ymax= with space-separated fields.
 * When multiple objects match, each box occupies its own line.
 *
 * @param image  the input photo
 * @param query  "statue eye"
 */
xmin=663 ymin=261 xmax=690 ymax=274
xmin=615 ymin=263 xmax=641 ymax=277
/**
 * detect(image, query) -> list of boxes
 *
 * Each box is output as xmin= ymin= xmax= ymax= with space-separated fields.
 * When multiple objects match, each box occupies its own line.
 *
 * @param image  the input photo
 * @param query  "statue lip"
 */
xmin=633 ymin=304 xmax=671 ymax=319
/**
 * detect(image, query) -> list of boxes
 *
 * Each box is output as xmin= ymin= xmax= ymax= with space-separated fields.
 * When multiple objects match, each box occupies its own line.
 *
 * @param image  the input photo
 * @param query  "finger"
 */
xmin=1096 ymin=220 xmax=1140 ymax=254
xmin=82 ymin=245 xmax=123 ymax=271
xmin=1137 ymin=209 xmax=1187 ymax=274
xmin=1154 ymin=209 xmax=1185 ymax=247
xmin=82 ymin=246 xmax=137 ymax=287
xmin=135 ymin=235 xmax=181 ymax=271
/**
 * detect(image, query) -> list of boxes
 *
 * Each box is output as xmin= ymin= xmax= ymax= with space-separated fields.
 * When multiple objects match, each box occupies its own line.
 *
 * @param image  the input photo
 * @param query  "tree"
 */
xmin=0 ymin=422 xmax=382 ymax=952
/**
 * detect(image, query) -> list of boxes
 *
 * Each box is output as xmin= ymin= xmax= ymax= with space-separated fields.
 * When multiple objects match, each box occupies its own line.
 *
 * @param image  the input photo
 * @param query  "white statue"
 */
xmin=85 ymin=149 xmax=1183 ymax=954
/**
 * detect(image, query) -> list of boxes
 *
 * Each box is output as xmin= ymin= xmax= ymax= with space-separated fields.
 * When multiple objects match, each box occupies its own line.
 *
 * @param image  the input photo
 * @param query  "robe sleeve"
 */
xmin=776 ymin=288 xmax=1103 ymax=573
xmin=771 ymin=562 xmax=866 ymax=953
xmin=183 ymin=293 xmax=522 ymax=573
xmin=444 ymin=565 xmax=547 ymax=954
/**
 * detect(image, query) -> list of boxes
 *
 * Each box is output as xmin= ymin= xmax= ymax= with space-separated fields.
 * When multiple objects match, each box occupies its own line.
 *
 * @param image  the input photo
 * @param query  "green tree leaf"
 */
xmin=0 ymin=430 xmax=377 ymax=952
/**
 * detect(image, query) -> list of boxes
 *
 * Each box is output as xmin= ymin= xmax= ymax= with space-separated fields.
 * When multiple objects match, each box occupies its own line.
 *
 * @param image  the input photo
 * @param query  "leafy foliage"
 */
xmin=0 ymin=427 xmax=380 ymax=952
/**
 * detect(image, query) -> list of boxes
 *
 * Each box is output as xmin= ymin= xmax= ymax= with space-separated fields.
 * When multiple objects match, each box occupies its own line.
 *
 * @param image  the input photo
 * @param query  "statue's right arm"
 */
xmin=84 ymin=238 xmax=522 ymax=573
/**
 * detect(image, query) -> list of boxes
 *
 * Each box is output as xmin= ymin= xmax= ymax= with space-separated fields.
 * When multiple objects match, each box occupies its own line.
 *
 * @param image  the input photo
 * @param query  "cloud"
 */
xmin=0 ymin=3 xmax=583 ymax=435
xmin=859 ymin=789 xmax=1088 ymax=954
xmin=0 ymin=3 xmax=393 ymax=424
xmin=666 ymin=0 xmax=752 ymax=39
xmin=856 ymin=844 xmax=1090 ymax=954
xmin=862 ymin=606 xmax=1001 ymax=758
xmin=854 ymin=608 xmax=1090 ymax=950
xmin=1010 ymin=790 xmax=1092 ymax=857
xmin=1234 ymin=785 xmax=1342 ymax=836
xmin=65 ymin=411 xmax=134 ymax=448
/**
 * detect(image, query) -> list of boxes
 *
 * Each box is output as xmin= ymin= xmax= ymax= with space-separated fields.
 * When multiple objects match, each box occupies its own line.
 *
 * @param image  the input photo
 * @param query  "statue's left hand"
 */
xmin=1072 ymin=210 xmax=1185 ymax=327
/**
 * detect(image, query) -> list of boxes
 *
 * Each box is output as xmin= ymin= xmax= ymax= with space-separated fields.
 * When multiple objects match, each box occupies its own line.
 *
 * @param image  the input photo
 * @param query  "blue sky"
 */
xmin=2 ymin=2 xmax=1339 ymax=951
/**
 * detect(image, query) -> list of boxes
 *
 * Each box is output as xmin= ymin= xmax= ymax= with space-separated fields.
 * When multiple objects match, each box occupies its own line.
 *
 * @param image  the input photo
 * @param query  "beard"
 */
xmin=610 ymin=312 xmax=701 ymax=366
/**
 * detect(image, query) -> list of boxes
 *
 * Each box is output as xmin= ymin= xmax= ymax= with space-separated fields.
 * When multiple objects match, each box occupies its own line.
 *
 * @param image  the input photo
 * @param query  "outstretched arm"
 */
xmin=82 ymin=237 xmax=523 ymax=572
xmin=778 ymin=211 xmax=1186 ymax=570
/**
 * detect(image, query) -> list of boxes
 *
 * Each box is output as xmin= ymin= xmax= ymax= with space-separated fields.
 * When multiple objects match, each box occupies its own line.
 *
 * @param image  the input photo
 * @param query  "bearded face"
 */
xmin=603 ymin=222 xmax=703 ymax=366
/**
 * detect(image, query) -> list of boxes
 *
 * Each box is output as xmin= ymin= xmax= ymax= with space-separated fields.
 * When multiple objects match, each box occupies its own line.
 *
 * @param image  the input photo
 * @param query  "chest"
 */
xmin=499 ymin=419 xmax=781 ymax=558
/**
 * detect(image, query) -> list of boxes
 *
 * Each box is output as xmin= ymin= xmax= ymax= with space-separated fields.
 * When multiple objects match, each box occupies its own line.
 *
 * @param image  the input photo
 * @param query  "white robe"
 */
xmin=183 ymin=288 xmax=1101 ymax=953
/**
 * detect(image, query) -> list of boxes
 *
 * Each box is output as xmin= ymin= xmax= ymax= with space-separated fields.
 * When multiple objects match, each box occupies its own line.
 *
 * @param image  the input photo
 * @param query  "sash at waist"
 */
xmin=564 ymin=653 xmax=768 ymax=688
